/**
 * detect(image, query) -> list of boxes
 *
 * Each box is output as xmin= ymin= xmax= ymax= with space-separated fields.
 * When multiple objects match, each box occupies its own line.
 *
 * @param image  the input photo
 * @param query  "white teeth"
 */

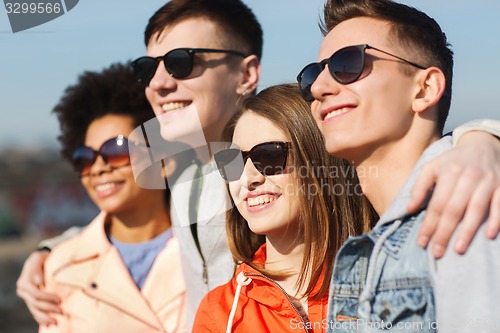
xmin=161 ymin=102 xmax=189 ymax=112
xmin=324 ymin=107 xmax=350 ymax=120
xmin=95 ymin=183 xmax=116 ymax=192
xmin=247 ymin=195 xmax=276 ymax=207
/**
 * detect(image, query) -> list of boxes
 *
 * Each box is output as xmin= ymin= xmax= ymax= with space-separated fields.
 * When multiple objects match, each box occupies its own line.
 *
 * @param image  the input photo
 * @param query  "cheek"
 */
xmin=197 ymin=73 xmax=239 ymax=109
xmin=280 ymin=173 xmax=299 ymax=192
xmin=145 ymin=88 xmax=158 ymax=110
xmin=228 ymin=182 xmax=241 ymax=203
xmin=311 ymin=101 xmax=320 ymax=118
xmin=80 ymin=178 xmax=91 ymax=193
xmin=284 ymin=176 xmax=302 ymax=214
xmin=145 ymin=87 xmax=154 ymax=101
xmin=119 ymin=169 xmax=138 ymax=187
xmin=364 ymin=74 xmax=413 ymax=106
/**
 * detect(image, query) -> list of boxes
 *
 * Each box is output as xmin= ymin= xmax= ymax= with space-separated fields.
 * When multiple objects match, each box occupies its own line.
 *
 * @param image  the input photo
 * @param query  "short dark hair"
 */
xmin=144 ymin=0 xmax=263 ymax=60
xmin=321 ymin=0 xmax=453 ymax=133
xmin=53 ymin=63 xmax=155 ymax=162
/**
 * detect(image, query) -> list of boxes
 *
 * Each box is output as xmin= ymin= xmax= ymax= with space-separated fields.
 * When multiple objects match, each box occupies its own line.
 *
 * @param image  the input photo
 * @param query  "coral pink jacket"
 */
xmin=39 ymin=212 xmax=186 ymax=333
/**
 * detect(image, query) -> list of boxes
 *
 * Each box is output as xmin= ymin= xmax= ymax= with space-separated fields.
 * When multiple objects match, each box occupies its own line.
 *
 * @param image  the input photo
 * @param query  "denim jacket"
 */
xmin=326 ymin=210 xmax=435 ymax=333
xmin=326 ymin=136 xmax=500 ymax=333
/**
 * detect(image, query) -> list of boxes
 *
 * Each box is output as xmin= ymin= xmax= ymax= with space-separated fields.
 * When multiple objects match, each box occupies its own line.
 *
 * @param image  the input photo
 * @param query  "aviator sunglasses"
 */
xmin=214 ymin=141 xmax=290 ymax=182
xmin=296 ymin=44 xmax=427 ymax=102
xmin=72 ymin=135 xmax=130 ymax=176
xmin=132 ymin=48 xmax=248 ymax=86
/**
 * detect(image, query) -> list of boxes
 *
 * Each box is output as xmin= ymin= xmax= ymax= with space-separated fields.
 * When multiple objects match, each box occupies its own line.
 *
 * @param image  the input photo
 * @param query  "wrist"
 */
xmin=456 ymin=130 xmax=499 ymax=146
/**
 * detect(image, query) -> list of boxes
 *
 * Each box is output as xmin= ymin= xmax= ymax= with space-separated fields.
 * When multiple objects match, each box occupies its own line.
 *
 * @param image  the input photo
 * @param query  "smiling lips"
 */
xmin=324 ymin=106 xmax=353 ymax=121
xmin=246 ymin=193 xmax=280 ymax=208
xmin=94 ymin=181 xmax=124 ymax=198
xmin=161 ymin=101 xmax=190 ymax=113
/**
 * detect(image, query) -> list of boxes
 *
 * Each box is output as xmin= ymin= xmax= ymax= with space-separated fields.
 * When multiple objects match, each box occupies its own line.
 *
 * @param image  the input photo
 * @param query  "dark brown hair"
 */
xmin=145 ymin=0 xmax=263 ymax=60
xmin=321 ymin=0 xmax=453 ymax=133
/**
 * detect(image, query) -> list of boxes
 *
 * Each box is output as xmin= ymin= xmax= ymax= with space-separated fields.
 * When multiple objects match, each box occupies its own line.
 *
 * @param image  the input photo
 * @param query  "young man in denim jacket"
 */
xmin=297 ymin=0 xmax=500 ymax=331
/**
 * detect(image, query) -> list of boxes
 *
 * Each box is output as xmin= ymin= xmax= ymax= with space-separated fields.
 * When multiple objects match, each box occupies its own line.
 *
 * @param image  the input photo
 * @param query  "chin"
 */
xmin=247 ymin=221 xmax=273 ymax=236
xmin=324 ymin=139 xmax=355 ymax=160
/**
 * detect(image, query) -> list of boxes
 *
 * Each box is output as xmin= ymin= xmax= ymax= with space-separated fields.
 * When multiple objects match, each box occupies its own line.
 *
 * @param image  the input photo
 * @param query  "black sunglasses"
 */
xmin=296 ymin=44 xmax=427 ymax=102
xmin=214 ymin=141 xmax=290 ymax=182
xmin=72 ymin=135 xmax=130 ymax=176
xmin=131 ymin=48 xmax=248 ymax=86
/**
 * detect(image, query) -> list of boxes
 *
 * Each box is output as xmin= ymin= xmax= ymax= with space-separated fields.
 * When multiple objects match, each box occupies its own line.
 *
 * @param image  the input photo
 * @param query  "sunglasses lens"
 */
xmin=132 ymin=57 xmax=159 ymax=86
xmin=252 ymin=143 xmax=287 ymax=176
xmin=72 ymin=147 xmax=96 ymax=175
xmin=100 ymin=137 xmax=130 ymax=168
xmin=164 ymin=49 xmax=193 ymax=79
xmin=215 ymin=143 xmax=288 ymax=182
xmin=214 ymin=148 xmax=245 ymax=182
xmin=330 ymin=46 xmax=364 ymax=84
xmin=297 ymin=46 xmax=366 ymax=101
xmin=297 ymin=63 xmax=323 ymax=102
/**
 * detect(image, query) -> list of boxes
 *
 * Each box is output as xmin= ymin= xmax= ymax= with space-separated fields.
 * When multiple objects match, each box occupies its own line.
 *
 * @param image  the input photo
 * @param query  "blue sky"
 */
xmin=1 ymin=0 xmax=498 ymax=149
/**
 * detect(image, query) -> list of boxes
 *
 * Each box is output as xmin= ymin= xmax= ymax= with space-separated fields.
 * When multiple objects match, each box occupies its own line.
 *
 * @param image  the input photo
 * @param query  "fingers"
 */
xmin=17 ymin=285 xmax=61 ymax=326
xmin=485 ymin=188 xmax=500 ymax=239
xmin=27 ymin=304 xmax=59 ymax=327
xmin=16 ymin=281 xmax=61 ymax=307
xmin=408 ymin=161 xmax=438 ymax=215
xmin=431 ymin=166 xmax=485 ymax=257
xmin=451 ymin=172 xmax=495 ymax=254
xmin=414 ymin=130 xmax=500 ymax=257
xmin=416 ymin=163 xmax=462 ymax=254
xmin=16 ymin=250 xmax=61 ymax=325
xmin=16 ymin=252 xmax=49 ymax=296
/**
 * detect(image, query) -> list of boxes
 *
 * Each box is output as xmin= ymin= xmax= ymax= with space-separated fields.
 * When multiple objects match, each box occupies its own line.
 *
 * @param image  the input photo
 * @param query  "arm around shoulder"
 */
xmin=452 ymin=118 xmax=500 ymax=145
xmin=37 ymin=226 xmax=83 ymax=251
xmin=37 ymin=236 xmax=81 ymax=333
xmin=412 ymin=119 xmax=500 ymax=258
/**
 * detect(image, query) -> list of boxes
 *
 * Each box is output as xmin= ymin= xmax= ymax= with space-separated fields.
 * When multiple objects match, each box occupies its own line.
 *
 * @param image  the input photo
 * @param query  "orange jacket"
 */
xmin=193 ymin=244 xmax=328 ymax=333
xmin=40 ymin=212 xmax=186 ymax=333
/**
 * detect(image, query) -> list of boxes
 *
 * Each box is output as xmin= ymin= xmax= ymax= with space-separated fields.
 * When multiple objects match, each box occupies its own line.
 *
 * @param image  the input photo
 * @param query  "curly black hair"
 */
xmin=53 ymin=62 xmax=155 ymax=162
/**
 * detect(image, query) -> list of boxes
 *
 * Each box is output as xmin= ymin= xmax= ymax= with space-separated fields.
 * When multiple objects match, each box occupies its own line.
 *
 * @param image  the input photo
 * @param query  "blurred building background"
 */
xmin=0 ymin=146 xmax=99 ymax=333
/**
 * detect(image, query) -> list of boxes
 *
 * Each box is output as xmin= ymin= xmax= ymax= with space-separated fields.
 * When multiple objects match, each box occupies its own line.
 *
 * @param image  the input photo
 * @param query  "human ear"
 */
xmin=412 ymin=67 xmax=446 ymax=113
xmin=236 ymin=55 xmax=260 ymax=96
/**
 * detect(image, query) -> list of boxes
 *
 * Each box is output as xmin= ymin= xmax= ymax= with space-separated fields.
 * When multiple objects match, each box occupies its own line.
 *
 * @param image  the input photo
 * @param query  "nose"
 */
xmin=147 ymin=59 xmax=177 ymax=92
xmin=310 ymin=64 xmax=341 ymax=102
xmin=87 ymin=155 xmax=111 ymax=176
xmin=240 ymin=158 xmax=265 ymax=190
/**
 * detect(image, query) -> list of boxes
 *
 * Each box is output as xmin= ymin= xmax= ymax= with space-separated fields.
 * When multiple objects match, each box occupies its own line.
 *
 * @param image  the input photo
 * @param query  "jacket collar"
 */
xmin=238 ymin=244 xmax=328 ymax=318
xmin=51 ymin=211 xmax=179 ymax=330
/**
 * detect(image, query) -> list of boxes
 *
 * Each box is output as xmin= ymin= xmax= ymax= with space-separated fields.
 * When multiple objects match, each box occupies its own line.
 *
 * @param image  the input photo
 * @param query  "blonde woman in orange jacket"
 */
xmin=193 ymin=84 xmax=375 ymax=332
xmin=39 ymin=63 xmax=186 ymax=333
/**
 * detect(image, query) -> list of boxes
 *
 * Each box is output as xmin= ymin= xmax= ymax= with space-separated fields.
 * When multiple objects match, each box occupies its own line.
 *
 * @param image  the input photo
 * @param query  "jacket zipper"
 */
xmin=189 ymin=163 xmax=208 ymax=286
xmin=244 ymin=272 xmax=311 ymax=333
xmin=202 ymin=261 xmax=208 ymax=284
xmin=189 ymin=222 xmax=208 ymax=285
